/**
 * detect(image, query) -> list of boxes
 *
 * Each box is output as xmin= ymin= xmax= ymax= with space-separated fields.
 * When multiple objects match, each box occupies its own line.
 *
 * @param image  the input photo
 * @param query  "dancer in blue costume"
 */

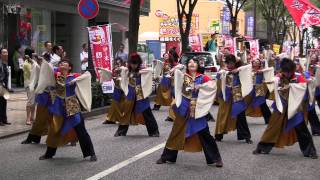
xmin=38 ymin=60 xmax=97 ymax=161
xmin=156 ymin=57 xmax=223 ymax=167
xmin=215 ymin=54 xmax=253 ymax=144
xmin=246 ymin=59 xmax=272 ymax=124
xmin=253 ymin=58 xmax=317 ymax=158
xmin=114 ymin=53 xmax=160 ymax=137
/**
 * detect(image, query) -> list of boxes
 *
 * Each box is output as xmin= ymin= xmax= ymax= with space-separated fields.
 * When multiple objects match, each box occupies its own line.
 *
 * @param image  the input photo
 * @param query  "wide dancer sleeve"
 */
xmin=238 ymin=64 xmax=253 ymax=97
xmin=120 ymin=67 xmax=129 ymax=96
xmin=99 ymin=68 xmax=112 ymax=83
xmin=141 ymin=68 xmax=153 ymax=98
xmin=35 ymin=61 xmax=55 ymax=94
xmin=174 ymin=69 xmax=184 ymax=107
xmin=195 ymin=80 xmax=217 ymax=119
xmin=288 ymin=82 xmax=307 ymax=120
xmin=71 ymin=71 xmax=92 ymax=112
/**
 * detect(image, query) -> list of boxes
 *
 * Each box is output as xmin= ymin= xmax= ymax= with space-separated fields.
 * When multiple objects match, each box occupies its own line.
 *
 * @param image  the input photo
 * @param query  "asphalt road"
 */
xmin=0 ymin=104 xmax=320 ymax=180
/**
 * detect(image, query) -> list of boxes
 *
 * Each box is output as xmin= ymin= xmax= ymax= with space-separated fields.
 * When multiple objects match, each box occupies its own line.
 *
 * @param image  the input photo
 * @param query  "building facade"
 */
xmin=0 ymin=0 xmax=150 ymax=72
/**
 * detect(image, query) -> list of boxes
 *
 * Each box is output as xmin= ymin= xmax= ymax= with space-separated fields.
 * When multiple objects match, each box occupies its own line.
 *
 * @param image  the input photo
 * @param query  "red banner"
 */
xmin=283 ymin=0 xmax=320 ymax=29
xmin=87 ymin=25 xmax=113 ymax=77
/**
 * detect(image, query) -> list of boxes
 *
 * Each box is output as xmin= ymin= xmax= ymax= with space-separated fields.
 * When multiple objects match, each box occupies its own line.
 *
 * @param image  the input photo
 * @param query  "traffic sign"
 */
xmin=78 ymin=0 xmax=99 ymax=19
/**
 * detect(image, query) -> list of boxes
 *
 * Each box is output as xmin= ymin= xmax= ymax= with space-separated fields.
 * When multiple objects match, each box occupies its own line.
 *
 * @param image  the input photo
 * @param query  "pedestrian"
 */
xmin=113 ymin=53 xmax=160 ymax=137
xmin=115 ymin=43 xmax=128 ymax=63
xmin=50 ymin=45 xmax=61 ymax=67
xmin=80 ymin=43 xmax=89 ymax=73
xmin=215 ymin=54 xmax=253 ymax=144
xmin=100 ymin=57 xmax=125 ymax=124
xmin=253 ymin=58 xmax=318 ymax=159
xmin=23 ymin=48 xmax=36 ymax=125
xmin=38 ymin=60 xmax=97 ymax=161
xmin=204 ymin=34 xmax=218 ymax=53
xmin=156 ymin=57 xmax=223 ymax=167
xmin=42 ymin=41 xmax=52 ymax=56
xmin=12 ymin=44 xmax=24 ymax=87
xmin=0 ymin=48 xmax=11 ymax=126
xmin=21 ymin=54 xmax=49 ymax=144
xmin=245 ymin=59 xmax=272 ymax=124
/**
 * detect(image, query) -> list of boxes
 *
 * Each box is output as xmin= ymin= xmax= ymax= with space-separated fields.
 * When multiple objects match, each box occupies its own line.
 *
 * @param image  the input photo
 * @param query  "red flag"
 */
xmin=283 ymin=0 xmax=320 ymax=29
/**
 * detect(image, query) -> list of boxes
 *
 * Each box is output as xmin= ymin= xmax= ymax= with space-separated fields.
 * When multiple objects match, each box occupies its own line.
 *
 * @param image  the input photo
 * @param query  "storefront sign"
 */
xmin=78 ymin=0 xmax=99 ymax=19
xmin=87 ymin=25 xmax=113 ymax=75
xmin=159 ymin=13 xmax=199 ymax=42
xmin=221 ymin=6 xmax=230 ymax=35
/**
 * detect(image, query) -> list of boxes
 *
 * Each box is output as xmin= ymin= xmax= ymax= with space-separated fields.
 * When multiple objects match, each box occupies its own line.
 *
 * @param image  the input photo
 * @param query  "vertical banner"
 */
xmin=249 ymin=39 xmax=259 ymax=59
xmin=87 ymin=25 xmax=113 ymax=76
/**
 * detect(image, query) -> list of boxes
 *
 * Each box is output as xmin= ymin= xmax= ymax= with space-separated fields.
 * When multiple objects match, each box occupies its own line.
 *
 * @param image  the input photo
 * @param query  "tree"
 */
xmin=128 ymin=0 xmax=141 ymax=54
xmin=255 ymin=0 xmax=287 ymax=44
xmin=176 ymin=0 xmax=198 ymax=53
xmin=225 ymin=0 xmax=248 ymax=37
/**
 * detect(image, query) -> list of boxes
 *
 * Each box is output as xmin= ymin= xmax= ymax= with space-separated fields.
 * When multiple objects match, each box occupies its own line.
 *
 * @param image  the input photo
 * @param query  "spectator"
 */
xmin=50 ymin=45 xmax=61 ymax=67
xmin=80 ymin=43 xmax=89 ymax=72
xmin=42 ymin=41 xmax=52 ymax=56
xmin=0 ymin=48 xmax=11 ymax=126
xmin=12 ymin=44 xmax=24 ymax=87
xmin=205 ymin=34 xmax=218 ymax=53
xmin=115 ymin=43 xmax=128 ymax=62
xmin=58 ymin=45 xmax=66 ymax=58
xmin=23 ymin=51 xmax=36 ymax=125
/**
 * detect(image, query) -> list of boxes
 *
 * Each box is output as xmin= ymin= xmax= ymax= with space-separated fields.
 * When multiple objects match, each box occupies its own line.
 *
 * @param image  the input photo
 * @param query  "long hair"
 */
xmin=128 ymin=53 xmax=142 ymax=72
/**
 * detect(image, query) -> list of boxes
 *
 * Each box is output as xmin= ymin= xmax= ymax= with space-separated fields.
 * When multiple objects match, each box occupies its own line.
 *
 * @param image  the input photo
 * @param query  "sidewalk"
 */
xmin=0 ymin=88 xmax=30 ymax=138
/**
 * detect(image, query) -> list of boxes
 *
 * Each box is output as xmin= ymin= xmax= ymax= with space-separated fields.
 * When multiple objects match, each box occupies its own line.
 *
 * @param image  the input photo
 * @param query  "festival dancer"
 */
xmin=215 ymin=54 xmax=253 ymax=144
xmin=101 ymin=57 xmax=125 ymax=124
xmin=296 ymin=59 xmax=320 ymax=136
xmin=253 ymin=58 xmax=317 ymax=159
xmin=21 ymin=54 xmax=50 ymax=144
xmin=37 ymin=60 xmax=97 ymax=161
xmin=156 ymin=57 xmax=223 ymax=167
xmin=114 ymin=53 xmax=160 ymax=137
xmin=246 ymin=59 xmax=273 ymax=124
xmin=153 ymin=53 xmax=184 ymax=122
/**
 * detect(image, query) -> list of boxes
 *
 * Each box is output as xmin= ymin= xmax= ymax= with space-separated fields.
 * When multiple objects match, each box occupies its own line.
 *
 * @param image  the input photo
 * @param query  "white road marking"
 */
xmin=86 ymin=142 xmax=166 ymax=180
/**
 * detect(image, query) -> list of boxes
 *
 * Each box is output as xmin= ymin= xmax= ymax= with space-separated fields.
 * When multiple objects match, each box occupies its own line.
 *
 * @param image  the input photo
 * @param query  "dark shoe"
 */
xmin=70 ymin=142 xmax=76 ymax=146
xmin=149 ymin=132 xmax=160 ymax=137
xmin=165 ymin=117 xmax=173 ymax=122
xmin=312 ymin=132 xmax=320 ymax=136
xmin=114 ymin=131 xmax=126 ymax=137
xmin=245 ymin=139 xmax=253 ymax=144
xmin=156 ymin=158 xmax=175 ymax=164
xmin=90 ymin=155 xmax=98 ymax=162
xmin=39 ymin=154 xmax=53 ymax=160
xmin=252 ymin=149 xmax=261 ymax=155
xmin=103 ymin=120 xmax=116 ymax=124
xmin=153 ymin=105 xmax=161 ymax=111
xmin=208 ymin=160 xmax=223 ymax=168
xmin=3 ymin=122 xmax=11 ymax=125
xmin=215 ymin=160 xmax=223 ymax=168
xmin=21 ymin=139 xmax=32 ymax=144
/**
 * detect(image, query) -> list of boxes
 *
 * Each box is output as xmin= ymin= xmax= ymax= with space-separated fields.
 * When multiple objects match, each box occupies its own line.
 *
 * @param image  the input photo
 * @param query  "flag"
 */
xmin=283 ymin=0 xmax=320 ymax=29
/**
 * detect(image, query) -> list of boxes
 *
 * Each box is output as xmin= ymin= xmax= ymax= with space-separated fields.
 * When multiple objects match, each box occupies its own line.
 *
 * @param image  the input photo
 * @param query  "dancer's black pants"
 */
xmin=256 ymin=121 xmax=317 ymax=157
xmin=116 ymin=107 xmax=159 ymax=135
xmin=45 ymin=118 xmax=95 ymax=158
xmin=160 ymin=127 xmax=221 ymax=164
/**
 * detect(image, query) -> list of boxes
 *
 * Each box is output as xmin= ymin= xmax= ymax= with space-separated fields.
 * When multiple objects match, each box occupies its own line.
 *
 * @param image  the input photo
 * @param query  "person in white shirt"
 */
xmin=50 ymin=45 xmax=61 ymax=67
xmin=80 ymin=43 xmax=89 ymax=72
xmin=115 ymin=44 xmax=128 ymax=63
